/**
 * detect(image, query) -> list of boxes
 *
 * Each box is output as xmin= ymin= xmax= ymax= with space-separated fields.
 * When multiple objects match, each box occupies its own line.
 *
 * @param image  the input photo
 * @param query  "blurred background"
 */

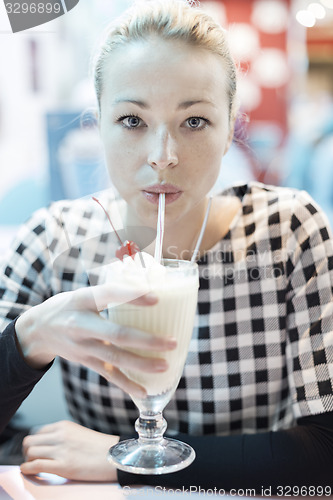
xmin=0 ymin=0 xmax=332 ymax=428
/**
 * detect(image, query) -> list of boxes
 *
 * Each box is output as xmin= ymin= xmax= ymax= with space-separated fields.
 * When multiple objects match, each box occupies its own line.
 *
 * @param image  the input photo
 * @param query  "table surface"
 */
xmin=0 ymin=466 xmax=332 ymax=500
xmin=0 ymin=466 xmax=201 ymax=499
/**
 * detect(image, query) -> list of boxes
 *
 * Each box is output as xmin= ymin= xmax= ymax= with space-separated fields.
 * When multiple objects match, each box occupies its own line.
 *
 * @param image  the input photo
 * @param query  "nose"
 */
xmin=147 ymin=129 xmax=178 ymax=170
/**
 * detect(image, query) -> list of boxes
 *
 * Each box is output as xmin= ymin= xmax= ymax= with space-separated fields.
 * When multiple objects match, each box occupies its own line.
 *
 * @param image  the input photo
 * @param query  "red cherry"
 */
xmin=115 ymin=240 xmax=140 ymax=260
xmin=92 ymin=197 xmax=141 ymax=261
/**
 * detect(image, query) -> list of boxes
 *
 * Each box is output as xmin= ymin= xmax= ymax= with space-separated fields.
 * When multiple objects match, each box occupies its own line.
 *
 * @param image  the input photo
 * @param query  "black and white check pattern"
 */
xmin=1 ymin=182 xmax=333 ymax=436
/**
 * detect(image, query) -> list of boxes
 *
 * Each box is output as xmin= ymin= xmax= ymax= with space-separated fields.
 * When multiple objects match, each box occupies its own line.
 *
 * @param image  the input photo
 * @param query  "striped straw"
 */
xmin=191 ymin=196 xmax=213 ymax=263
xmin=154 ymin=193 xmax=165 ymax=264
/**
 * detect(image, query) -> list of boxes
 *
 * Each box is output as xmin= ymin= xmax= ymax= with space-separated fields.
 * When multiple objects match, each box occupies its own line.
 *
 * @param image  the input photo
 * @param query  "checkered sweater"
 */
xmin=1 ymin=182 xmax=333 ymax=437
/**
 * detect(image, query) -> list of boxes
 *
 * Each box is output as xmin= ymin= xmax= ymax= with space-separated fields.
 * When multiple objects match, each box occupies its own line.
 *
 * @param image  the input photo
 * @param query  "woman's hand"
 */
xmin=15 ymin=284 xmax=176 ymax=398
xmin=21 ymin=420 xmax=119 ymax=481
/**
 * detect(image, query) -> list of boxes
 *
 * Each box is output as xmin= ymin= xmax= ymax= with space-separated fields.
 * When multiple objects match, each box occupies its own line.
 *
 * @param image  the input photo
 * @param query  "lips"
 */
xmin=142 ymin=183 xmax=183 ymax=205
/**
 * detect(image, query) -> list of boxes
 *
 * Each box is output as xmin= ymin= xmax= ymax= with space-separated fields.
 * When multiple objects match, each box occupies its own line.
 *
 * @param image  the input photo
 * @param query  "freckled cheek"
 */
xmin=187 ymin=139 xmax=223 ymax=168
xmin=103 ymin=147 xmax=144 ymax=195
xmin=107 ymin=159 xmax=137 ymax=190
xmin=102 ymin=136 xmax=135 ymax=172
xmin=189 ymin=142 xmax=222 ymax=188
xmin=103 ymin=129 xmax=147 ymax=159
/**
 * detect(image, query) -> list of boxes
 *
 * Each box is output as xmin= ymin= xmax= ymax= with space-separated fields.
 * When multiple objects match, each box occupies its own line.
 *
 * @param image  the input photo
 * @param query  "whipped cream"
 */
xmin=107 ymin=251 xmax=182 ymax=289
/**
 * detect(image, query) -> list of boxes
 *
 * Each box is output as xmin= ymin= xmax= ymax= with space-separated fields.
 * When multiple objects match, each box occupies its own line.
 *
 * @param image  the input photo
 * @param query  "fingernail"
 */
xmin=166 ymin=337 xmax=177 ymax=349
xmin=145 ymin=292 xmax=158 ymax=302
xmin=155 ymin=360 xmax=168 ymax=371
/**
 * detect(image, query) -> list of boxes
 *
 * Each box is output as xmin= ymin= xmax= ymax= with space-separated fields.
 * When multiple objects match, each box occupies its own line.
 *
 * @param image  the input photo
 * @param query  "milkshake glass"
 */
xmin=107 ymin=257 xmax=199 ymax=474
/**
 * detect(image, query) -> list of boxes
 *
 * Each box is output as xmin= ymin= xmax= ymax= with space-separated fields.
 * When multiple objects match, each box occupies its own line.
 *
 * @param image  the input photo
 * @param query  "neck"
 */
xmin=123 ymin=194 xmax=241 ymax=261
xmin=125 ymin=198 xmax=209 ymax=260
xmin=162 ymin=200 xmax=210 ymax=260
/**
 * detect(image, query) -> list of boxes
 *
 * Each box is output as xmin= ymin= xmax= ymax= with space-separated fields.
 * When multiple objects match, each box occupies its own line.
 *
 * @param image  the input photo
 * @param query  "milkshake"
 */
xmin=108 ymin=253 xmax=199 ymax=411
xmin=107 ymin=192 xmax=204 ymax=474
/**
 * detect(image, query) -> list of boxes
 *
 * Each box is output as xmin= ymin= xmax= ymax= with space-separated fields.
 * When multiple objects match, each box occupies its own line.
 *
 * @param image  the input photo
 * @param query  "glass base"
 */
xmin=108 ymin=437 xmax=196 ymax=475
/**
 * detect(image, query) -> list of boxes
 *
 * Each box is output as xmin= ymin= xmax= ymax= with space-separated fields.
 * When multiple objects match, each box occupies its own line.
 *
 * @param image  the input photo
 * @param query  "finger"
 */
xmin=24 ymin=445 xmax=55 ymax=461
xmin=87 ymin=360 xmax=147 ymax=398
xmin=108 ymin=326 xmax=177 ymax=351
xmin=22 ymin=421 xmax=72 ymax=456
xmin=77 ymin=316 xmax=177 ymax=351
xmin=20 ymin=459 xmax=61 ymax=476
xmin=23 ymin=434 xmax=49 ymax=457
xmin=108 ymin=324 xmax=177 ymax=351
xmin=22 ymin=432 xmax=59 ymax=455
xmin=129 ymin=293 xmax=158 ymax=306
xmin=72 ymin=312 xmax=177 ymax=351
xmin=90 ymin=343 xmax=168 ymax=374
xmin=73 ymin=284 xmax=157 ymax=312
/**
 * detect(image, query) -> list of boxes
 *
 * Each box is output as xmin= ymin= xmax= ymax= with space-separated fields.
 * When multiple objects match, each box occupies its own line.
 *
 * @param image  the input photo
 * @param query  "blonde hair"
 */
xmin=93 ymin=0 xmax=237 ymax=122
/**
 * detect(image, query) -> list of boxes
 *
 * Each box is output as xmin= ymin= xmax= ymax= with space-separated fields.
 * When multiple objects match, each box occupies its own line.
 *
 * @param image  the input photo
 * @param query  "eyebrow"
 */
xmin=178 ymin=99 xmax=215 ymax=109
xmin=113 ymin=99 xmax=148 ymax=108
xmin=112 ymin=98 xmax=215 ymax=109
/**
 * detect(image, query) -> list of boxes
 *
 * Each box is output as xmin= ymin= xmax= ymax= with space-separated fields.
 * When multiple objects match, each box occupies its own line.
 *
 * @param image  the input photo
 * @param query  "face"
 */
xmin=99 ymin=36 xmax=233 ymax=229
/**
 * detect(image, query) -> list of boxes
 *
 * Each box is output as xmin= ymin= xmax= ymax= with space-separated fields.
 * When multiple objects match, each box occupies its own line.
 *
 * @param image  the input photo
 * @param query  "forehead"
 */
xmin=101 ymin=37 xmax=229 ymax=106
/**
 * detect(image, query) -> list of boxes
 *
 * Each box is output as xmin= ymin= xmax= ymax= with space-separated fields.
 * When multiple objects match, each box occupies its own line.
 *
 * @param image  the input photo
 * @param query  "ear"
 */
xmin=223 ymin=119 xmax=235 ymax=156
xmin=92 ymin=107 xmax=101 ymax=130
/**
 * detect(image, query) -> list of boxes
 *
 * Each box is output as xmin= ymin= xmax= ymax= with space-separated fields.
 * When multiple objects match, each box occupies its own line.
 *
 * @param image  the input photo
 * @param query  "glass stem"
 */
xmin=135 ymin=411 xmax=167 ymax=445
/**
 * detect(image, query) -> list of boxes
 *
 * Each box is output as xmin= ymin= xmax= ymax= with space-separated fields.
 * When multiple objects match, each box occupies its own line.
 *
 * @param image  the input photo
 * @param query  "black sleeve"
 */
xmin=117 ymin=411 xmax=333 ymax=494
xmin=0 ymin=320 xmax=53 ymax=436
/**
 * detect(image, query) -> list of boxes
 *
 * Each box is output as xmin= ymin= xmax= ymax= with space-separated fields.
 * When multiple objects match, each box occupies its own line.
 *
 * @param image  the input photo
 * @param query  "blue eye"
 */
xmin=123 ymin=116 xmax=141 ymax=128
xmin=117 ymin=115 xmax=144 ymax=129
xmin=125 ymin=116 xmax=141 ymax=128
xmin=186 ymin=117 xmax=208 ymax=129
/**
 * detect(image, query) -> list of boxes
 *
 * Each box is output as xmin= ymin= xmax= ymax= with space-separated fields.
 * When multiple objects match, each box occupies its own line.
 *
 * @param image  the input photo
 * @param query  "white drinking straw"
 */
xmin=191 ymin=196 xmax=213 ymax=263
xmin=154 ymin=193 xmax=166 ymax=264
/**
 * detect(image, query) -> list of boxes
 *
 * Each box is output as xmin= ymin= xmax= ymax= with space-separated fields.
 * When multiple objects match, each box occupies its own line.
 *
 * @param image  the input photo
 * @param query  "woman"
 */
xmin=0 ymin=0 xmax=332 ymax=492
